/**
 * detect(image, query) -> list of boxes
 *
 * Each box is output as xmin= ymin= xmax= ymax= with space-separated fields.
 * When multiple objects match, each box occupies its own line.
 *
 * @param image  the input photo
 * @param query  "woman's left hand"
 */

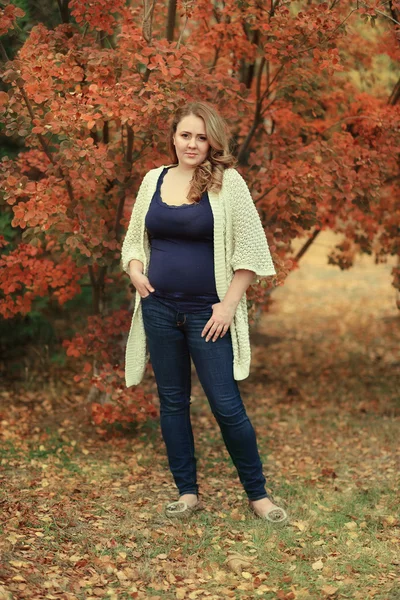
xmin=201 ymin=301 xmax=236 ymax=342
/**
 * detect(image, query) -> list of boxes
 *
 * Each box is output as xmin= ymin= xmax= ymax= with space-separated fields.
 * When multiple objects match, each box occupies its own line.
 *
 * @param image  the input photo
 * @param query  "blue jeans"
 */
xmin=141 ymin=293 xmax=269 ymax=501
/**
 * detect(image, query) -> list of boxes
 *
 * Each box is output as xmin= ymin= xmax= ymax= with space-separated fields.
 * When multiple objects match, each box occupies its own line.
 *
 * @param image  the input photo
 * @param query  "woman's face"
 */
xmin=173 ymin=114 xmax=210 ymax=169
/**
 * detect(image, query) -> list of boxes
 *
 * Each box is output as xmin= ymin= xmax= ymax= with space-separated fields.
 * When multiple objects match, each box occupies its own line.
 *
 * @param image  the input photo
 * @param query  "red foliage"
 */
xmin=91 ymin=385 xmax=158 ymax=428
xmin=69 ymin=0 xmax=127 ymax=35
xmin=0 ymin=3 xmax=24 ymax=37
xmin=0 ymin=241 xmax=84 ymax=318
xmin=62 ymin=309 xmax=157 ymax=424
xmin=0 ymin=0 xmax=398 ymax=424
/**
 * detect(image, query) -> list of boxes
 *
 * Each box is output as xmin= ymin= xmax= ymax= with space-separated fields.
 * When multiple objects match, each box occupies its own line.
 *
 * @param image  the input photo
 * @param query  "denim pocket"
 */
xmin=141 ymin=292 xmax=153 ymax=301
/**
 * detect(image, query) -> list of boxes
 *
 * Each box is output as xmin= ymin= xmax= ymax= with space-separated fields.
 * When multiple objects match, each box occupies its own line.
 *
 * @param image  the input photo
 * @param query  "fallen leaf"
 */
xmin=6 ymin=533 xmax=23 ymax=544
xmin=226 ymin=552 xmax=256 ymax=575
xmin=188 ymin=591 xmax=204 ymax=599
xmin=227 ymin=551 xmax=257 ymax=560
xmin=292 ymin=520 xmax=308 ymax=531
xmin=0 ymin=585 xmax=12 ymax=600
xmin=321 ymin=585 xmax=339 ymax=596
xmin=312 ymin=559 xmax=324 ymax=570
xmin=383 ymin=515 xmax=398 ymax=526
xmin=68 ymin=555 xmax=82 ymax=563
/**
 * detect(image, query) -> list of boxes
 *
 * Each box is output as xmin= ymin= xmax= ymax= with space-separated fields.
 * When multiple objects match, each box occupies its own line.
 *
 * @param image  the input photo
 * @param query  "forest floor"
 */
xmin=1 ymin=231 xmax=399 ymax=600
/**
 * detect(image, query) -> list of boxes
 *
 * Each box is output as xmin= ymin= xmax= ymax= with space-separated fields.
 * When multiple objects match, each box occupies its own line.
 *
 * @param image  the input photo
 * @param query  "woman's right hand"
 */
xmin=129 ymin=267 xmax=155 ymax=299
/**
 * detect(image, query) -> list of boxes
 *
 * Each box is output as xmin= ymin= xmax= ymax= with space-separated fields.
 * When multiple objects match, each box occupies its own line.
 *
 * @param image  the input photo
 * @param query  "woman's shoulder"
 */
xmin=223 ymin=166 xmax=238 ymax=177
xmin=144 ymin=165 xmax=166 ymax=178
xmin=136 ymin=166 xmax=166 ymax=189
xmin=222 ymin=167 xmax=245 ymax=184
xmin=221 ymin=168 xmax=248 ymax=198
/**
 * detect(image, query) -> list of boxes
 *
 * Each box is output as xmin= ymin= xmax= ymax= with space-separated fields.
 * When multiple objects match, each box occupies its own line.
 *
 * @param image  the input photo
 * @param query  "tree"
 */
xmin=0 ymin=0 xmax=398 ymax=423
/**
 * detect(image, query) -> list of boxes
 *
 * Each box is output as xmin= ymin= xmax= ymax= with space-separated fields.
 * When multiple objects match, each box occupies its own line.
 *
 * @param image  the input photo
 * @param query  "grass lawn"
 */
xmin=1 ymin=232 xmax=399 ymax=600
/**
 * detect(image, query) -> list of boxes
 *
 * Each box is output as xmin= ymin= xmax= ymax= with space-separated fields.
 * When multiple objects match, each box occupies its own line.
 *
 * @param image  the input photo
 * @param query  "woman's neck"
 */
xmin=172 ymin=164 xmax=195 ymax=176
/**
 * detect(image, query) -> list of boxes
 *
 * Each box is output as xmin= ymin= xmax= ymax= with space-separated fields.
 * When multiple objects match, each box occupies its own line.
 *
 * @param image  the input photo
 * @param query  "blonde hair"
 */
xmin=166 ymin=101 xmax=237 ymax=203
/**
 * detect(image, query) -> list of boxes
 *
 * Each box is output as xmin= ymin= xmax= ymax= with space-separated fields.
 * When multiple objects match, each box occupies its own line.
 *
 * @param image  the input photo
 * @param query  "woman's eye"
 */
xmin=181 ymin=134 xmax=207 ymax=140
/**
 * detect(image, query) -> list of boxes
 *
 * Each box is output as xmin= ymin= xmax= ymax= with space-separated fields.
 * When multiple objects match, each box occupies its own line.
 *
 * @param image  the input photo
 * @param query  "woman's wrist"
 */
xmin=222 ymin=269 xmax=255 ymax=309
xmin=222 ymin=297 xmax=240 ymax=311
xmin=128 ymin=259 xmax=143 ymax=274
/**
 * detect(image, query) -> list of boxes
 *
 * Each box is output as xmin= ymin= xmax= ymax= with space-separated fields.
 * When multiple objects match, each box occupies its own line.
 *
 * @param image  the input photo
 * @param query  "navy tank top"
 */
xmin=144 ymin=166 xmax=220 ymax=313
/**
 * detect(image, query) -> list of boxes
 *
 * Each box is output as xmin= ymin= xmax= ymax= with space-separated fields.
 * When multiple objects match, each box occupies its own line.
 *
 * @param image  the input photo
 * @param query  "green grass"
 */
xmin=1 ymin=291 xmax=399 ymax=599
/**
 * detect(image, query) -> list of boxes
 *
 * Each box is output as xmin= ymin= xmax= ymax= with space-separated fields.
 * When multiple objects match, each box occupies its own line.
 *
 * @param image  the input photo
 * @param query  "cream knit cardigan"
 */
xmin=120 ymin=164 xmax=276 ymax=387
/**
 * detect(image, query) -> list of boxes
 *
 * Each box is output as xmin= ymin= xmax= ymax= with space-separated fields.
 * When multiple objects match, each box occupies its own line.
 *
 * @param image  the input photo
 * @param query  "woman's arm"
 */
xmin=228 ymin=169 xmax=276 ymax=283
xmin=222 ymin=269 xmax=255 ymax=311
xmin=202 ymin=269 xmax=254 ymax=342
xmin=201 ymin=170 xmax=276 ymax=342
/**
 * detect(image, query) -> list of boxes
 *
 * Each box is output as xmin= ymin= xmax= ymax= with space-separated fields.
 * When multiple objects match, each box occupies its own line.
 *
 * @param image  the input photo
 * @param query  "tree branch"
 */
xmin=237 ymin=57 xmax=266 ymax=163
xmin=57 ymin=0 xmax=70 ymax=24
xmin=142 ymin=0 xmax=156 ymax=44
xmin=166 ymin=0 xmax=177 ymax=42
xmin=388 ymin=77 xmax=400 ymax=106
xmin=294 ymin=228 xmax=321 ymax=262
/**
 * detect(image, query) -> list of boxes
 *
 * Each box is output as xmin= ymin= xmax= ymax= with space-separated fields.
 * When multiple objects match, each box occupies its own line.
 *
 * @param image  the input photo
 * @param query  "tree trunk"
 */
xmin=166 ymin=0 xmax=177 ymax=42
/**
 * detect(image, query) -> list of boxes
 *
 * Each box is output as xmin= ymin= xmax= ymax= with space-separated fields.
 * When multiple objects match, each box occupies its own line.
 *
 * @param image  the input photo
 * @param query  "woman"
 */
xmin=120 ymin=101 xmax=288 ymax=523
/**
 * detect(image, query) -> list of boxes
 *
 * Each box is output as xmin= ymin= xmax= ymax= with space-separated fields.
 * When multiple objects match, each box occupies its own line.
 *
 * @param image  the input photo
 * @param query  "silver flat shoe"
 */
xmin=165 ymin=499 xmax=204 ymax=519
xmin=248 ymin=500 xmax=288 ymax=524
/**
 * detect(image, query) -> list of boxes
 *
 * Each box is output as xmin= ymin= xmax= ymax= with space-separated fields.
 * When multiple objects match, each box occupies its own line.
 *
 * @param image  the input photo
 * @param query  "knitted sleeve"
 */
xmin=120 ymin=171 xmax=150 ymax=274
xmin=228 ymin=169 xmax=276 ymax=281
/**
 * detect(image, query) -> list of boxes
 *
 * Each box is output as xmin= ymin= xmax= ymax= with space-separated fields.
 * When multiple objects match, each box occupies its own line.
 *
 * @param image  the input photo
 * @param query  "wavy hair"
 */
xmin=166 ymin=101 xmax=237 ymax=203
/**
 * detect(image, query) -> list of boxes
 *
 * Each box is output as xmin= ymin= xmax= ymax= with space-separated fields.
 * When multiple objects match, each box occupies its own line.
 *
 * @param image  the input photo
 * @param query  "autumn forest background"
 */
xmin=0 ymin=1 xmax=399 ymax=599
